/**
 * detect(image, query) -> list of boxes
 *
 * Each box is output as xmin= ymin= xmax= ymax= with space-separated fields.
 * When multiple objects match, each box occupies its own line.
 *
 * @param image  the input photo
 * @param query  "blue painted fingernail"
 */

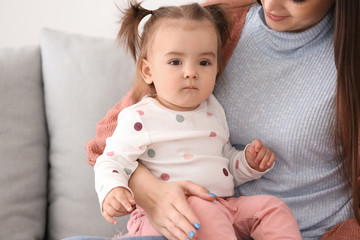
xmin=189 ymin=230 xmax=195 ymax=238
xmin=209 ymin=192 xmax=217 ymax=198
xmin=194 ymin=222 xmax=200 ymax=230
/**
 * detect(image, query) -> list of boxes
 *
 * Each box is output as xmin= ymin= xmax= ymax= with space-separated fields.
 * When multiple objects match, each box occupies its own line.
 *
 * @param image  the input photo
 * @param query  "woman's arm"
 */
xmin=129 ymin=163 xmax=214 ymax=240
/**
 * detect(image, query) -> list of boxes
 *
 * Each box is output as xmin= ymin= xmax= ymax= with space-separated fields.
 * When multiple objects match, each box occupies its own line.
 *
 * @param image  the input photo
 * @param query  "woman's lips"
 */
xmin=266 ymin=10 xmax=288 ymax=21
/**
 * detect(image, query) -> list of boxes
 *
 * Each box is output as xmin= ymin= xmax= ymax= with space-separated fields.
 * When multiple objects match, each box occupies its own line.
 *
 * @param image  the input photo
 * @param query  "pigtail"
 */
xmin=205 ymin=4 xmax=231 ymax=49
xmin=204 ymin=4 xmax=232 ymax=75
xmin=117 ymin=0 xmax=152 ymax=61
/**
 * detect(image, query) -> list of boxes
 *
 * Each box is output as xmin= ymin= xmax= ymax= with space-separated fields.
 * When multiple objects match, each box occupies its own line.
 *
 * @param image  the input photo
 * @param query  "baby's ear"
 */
xmin=140 ymin=58 xmax=153 ymax=84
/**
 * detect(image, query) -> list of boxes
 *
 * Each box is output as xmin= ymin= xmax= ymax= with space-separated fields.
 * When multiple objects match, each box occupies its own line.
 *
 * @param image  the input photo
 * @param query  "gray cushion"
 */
xmin=40 ymin=28 xmax=134 ymax=239
xmin=0 ymin=46 xmax=47 ymax=240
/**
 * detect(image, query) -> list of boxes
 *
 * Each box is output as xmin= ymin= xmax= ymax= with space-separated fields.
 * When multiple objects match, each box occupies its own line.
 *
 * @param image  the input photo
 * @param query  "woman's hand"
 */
xmin=130 ymin=164 xmax=215 ymax=240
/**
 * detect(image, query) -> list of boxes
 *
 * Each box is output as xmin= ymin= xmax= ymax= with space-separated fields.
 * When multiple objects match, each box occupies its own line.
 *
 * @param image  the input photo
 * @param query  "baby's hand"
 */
xmin=102 ymin=186 xmax=135 ymax=224
xmin=245 ymin=139 xmax=275 ymax=172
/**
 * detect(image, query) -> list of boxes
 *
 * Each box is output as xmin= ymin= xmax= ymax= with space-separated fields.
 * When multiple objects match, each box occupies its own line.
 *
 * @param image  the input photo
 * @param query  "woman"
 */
xmin=86 ymin=0 xmax=360 ymax=239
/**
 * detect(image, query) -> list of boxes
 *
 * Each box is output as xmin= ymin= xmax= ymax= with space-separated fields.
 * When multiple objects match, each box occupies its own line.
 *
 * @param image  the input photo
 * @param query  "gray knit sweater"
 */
xmin=214 ymin=6 xmax=352 ymax=240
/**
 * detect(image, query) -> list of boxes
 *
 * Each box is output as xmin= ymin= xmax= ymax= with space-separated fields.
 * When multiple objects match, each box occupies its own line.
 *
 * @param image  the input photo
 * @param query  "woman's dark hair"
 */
xmin=333 ymin=0 xmax=360 ymax=223
xmin=256 ymin=0 xmax=360 ymax=223
xmin=117 ymin=0 xmax=231 ymax=103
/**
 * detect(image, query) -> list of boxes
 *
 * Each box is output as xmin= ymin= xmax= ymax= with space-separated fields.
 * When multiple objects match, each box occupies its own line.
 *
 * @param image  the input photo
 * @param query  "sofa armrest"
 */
xmin=0 ymin=46 xmax=48 ymax=240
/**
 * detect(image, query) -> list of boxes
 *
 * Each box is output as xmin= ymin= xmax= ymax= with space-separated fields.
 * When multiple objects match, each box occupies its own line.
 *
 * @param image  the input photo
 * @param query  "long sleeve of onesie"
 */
xmin=94 ymin=107 xmax=150 ymax=208
xmin=223 ymin=143 xmax=273 ymax=187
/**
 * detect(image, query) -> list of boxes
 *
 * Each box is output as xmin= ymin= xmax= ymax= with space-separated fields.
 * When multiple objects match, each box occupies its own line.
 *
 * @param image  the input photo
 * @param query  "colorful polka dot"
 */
xmin=124 ymin=168 xmax=132 ymax=175
xmin=136 ymin=110 xmax=144 ymax=116
xmin=235 ymin=160 xmax=239 ymax=169
xmin=147 ymin=149 xmax=155 ymax=158
xmin=160 ymin=173 xmax=170 ymax=181
xmin=209 ymin=132 xmax=217 ymax=137
xmin=106 ymin=151 xmax=114 ymax=156
xmin=223 ymin=168 xmax=229 ymax=177
xmin=183 ymin=153 xmax=193 ymax=160
xmin=134 ymin=122 xmax=143 ymax=131
xmin=207 ymin=112 xmax=213 ymax=116
xmin=112 ymin=170 xmax=119 ymax=173
xmin=176 ymin=114 xmax=185 ymax=122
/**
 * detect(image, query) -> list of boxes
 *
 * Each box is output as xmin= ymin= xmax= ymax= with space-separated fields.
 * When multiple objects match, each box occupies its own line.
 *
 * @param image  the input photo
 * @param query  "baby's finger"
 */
xmin=267 ymin=152 xmax=276 ymax=167
xmin=245 ymin=144 xmax=257 ymax=162
xmin=108 ymin=197 xmax=123 ymax=211
xmin=259 ymin=152 xmax=270 ymax=170
xmin=105 ymin=202 xmax=121 ymax=216
xmin=252 ymin=139 xmax=263 ymax=152
xmin=125 ymin=190 xmax=136 ymax=205
xmin=114 ymin=194 xmax=134 ymax=212
xmin=254 ymin=147 xmax=267 ymax=164
xmin=103 ymin=210 xmax=118 ymax=225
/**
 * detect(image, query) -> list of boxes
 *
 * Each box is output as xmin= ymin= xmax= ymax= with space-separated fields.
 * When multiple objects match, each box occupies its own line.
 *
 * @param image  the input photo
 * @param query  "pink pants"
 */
xmin=127 ymin=195 xmax=302 ymax=240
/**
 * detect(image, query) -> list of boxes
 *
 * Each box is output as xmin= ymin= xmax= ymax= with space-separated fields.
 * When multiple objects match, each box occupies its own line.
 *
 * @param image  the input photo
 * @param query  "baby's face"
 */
xmin=142 ymin=18 xmax=219 ymax=111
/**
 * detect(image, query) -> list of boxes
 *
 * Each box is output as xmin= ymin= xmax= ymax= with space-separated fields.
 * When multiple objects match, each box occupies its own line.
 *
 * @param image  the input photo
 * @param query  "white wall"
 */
xmin=0 ymin=0 xmax=204 ymax=49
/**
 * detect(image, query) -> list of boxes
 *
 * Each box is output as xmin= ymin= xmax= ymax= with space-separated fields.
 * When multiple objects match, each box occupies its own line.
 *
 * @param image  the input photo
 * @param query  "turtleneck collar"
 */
xmin=251 ymin=6 xmax=334 ymax=59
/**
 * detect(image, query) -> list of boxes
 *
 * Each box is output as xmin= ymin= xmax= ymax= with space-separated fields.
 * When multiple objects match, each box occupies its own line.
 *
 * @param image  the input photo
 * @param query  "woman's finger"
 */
xmin=165 ymin=214 xmax=193 ymax=240
xmin=180 ymin=180 xmax=215 ymax=201
xmin=170 ymin=200 xmax=199 ymax=240
xmin=129 ymin=165 xmax=208 ymax=239
xmin=157 ymin=227 xmax=176 ymax=240
xmin=142 ymin=181 xmax=202 ymax=239
xmin=147 ymin=201 xmax=190 ymax=240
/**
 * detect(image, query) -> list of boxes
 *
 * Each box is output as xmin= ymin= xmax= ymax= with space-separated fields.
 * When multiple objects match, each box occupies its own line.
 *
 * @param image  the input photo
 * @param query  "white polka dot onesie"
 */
xmin=94 ymin=94 xmax=271 ymax=208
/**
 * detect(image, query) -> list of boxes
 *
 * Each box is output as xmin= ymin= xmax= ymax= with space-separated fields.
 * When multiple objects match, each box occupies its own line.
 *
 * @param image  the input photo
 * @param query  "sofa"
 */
xmin=0 ymin=28 xmax=140 ymax=240
xmin=2 ymin=26 xmax=360 ymax=240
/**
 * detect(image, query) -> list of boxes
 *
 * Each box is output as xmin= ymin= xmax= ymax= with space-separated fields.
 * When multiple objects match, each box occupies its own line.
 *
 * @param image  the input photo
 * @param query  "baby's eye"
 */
xmin=169 ymin=60 xmax=181 ymax=65
xmin=200 ymin=61 xmax=211 ymax=66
